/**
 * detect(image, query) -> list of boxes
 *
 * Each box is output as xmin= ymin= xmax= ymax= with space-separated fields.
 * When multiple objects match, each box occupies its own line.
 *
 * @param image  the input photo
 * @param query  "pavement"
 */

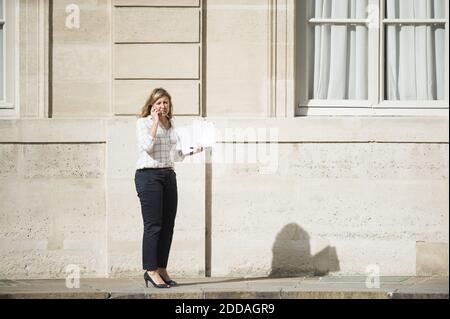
xmin=0 ymin=276 xmax=448 ymax=299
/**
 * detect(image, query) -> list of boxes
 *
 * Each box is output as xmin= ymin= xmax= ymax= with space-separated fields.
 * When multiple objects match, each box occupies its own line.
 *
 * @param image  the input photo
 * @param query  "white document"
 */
xmin=175 ymin=120 xmax=216 ymax=155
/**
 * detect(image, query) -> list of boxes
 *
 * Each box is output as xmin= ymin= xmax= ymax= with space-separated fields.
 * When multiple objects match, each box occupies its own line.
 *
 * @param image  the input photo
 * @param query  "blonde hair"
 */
xmin=138 ymin=88 xmax=173 ymax=119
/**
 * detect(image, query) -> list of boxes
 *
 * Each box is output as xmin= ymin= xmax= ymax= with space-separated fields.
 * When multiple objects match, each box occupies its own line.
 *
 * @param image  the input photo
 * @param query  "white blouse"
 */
xmin=135 ymin=116 xmax=186 ymax=170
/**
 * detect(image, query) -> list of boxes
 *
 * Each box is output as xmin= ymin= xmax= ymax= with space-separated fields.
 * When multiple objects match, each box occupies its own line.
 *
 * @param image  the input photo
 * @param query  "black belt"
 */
xmin=138 ymin=167 xmax=173 ymax=171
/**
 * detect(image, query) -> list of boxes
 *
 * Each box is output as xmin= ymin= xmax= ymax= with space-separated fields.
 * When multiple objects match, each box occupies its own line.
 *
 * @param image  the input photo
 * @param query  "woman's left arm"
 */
xmin=173 ymin=132 xmax=204 ymax=162
xmin=173 ymin=132 xmax=187 ymax=162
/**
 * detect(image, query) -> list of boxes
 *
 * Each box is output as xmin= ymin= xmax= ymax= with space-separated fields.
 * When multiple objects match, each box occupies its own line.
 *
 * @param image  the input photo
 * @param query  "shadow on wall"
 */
xmin=269 ymin=223 xmax=340 ymax=277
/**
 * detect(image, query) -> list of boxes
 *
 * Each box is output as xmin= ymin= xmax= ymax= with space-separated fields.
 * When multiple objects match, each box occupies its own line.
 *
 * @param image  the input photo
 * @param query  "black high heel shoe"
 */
xmin=161 ymin=276 xmax=178 ymax=287
xmin=144 ymin=272 xmax=170 ymax=288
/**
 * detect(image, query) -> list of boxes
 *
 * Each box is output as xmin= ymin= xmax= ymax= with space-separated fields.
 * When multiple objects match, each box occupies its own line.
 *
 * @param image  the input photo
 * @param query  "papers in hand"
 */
xmin=175 ymin=119 xmax=216 ymax=155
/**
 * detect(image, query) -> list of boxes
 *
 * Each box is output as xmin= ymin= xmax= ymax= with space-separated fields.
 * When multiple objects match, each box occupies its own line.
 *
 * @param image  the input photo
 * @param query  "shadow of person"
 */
xmin=269 ymin=223 xmax=340 ymax=278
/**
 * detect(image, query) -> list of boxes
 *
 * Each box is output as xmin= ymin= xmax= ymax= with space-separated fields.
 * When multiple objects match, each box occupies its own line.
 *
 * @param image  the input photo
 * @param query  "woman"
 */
xmin=134 ymin=88 xmax=204 ymax=288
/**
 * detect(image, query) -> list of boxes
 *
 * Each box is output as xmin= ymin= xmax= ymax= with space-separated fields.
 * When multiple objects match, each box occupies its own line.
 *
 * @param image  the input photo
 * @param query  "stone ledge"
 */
xmin=2 ymin=290 xmax=447 ymax=300
xmin=207 ymin=117 xmax=450 ymax=143
xmin=391 ymin=292 xmax=449 ymax=299
xmin=0 ymin=291 xmax=110 ymax=299
xmin=1 ymin=277 xmax=447 ymax=299
xmin=0 ymin=117 xmax=448 ymax=144
xmin=0 ymin=119 xmax=107 ymax=143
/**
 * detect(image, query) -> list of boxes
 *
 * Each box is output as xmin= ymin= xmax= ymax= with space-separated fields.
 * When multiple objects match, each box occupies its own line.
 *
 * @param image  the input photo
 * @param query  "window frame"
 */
xmin=296 ymin=0 xmax=449 ymax=115
xmin=0 ymin=0 xmax=17 ymax=115
xmin=377 ymin=0 xmax=449 ymax=109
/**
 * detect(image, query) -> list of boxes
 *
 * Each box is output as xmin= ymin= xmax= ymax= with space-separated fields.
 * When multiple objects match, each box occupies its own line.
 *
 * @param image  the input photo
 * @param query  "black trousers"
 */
xmin=134 ymin=168 xmax=178 ymax=271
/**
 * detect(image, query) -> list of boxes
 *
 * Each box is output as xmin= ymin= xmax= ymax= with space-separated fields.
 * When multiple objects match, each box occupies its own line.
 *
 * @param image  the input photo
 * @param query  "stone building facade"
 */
xmin=0 ymin=0 xmax=448 ymax=278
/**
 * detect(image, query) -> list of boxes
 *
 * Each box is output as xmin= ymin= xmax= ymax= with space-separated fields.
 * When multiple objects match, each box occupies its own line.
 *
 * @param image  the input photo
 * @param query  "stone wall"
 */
xmin=0 ymin=0 xmax=448 ymax=279
xmin=0 ymin=117 xmax=448 ymax=279
xmin=0 ymin=121 xmax=106 ymax=278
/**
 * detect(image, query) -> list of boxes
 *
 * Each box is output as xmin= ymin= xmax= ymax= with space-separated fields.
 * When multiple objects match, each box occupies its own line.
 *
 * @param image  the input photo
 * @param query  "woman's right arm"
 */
xmin=137 ymin=107 xmax=160 ymax=153
xmin=149 ymin=105 xmax=160 ymax=139
xmin=137 ymin=119 xmax=158 ymax=154
xmin=149 ymin=120 xmax=158 ymax=139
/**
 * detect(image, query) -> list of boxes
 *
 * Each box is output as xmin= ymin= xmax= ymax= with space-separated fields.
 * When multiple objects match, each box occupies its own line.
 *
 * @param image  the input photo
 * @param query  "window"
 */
xmin=383 ymin=0 xmax=446 ymax=102
xmin=297 ymin=0 xmax=449 ymax=114
xmin=0 ymin=0 xmax=15 ymax=113
xmin=310 ymin=0 xmax=369 ymax=101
